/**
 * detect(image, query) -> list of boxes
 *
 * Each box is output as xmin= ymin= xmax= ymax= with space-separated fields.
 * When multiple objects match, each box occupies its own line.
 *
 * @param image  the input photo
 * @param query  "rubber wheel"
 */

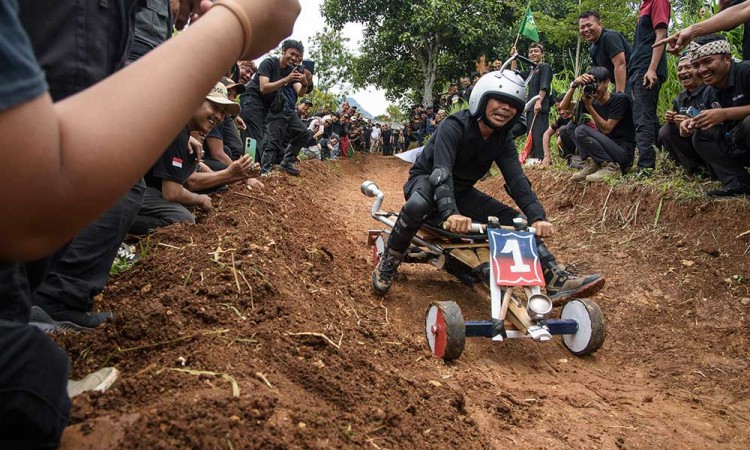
xmin=425 ymin=301 xmax=465 ymax=360
xmin=560 ymin=298 xmax=605 ymax=356
xmin=372 ymin=235 xmax=385 ymax=267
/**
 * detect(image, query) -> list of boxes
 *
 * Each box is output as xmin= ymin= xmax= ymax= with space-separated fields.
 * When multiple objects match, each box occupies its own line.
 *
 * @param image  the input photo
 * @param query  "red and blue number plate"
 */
xmin=488 ymin=228 xmax=544 ymax=286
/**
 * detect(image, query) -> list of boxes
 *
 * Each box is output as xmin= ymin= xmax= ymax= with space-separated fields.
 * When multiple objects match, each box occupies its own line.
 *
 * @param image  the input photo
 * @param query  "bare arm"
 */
xmin=1 ymin=0 xmax=299 ymax=260
xmin=184 ymin=154 xmax=253 ymax=191
xmin=162 ymin=179 xmax=210 ymax=208
xmin=205 ymin=137 xmax=233 ymax=166
xmin=655 ymin=2 xmax=750 ymax=53
xmin=611 ymin=52 xmax=627 ymax=93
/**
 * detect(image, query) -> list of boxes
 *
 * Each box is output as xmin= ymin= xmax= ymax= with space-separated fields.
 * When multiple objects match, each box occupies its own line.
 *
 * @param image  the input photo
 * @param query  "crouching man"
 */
xmin=131 ymin=83 xmax=258 ymax=234
xmin=680 ymin=35 xmax=750 ymax=197
xmin=372 ymin=71 xmax=606 ymax=304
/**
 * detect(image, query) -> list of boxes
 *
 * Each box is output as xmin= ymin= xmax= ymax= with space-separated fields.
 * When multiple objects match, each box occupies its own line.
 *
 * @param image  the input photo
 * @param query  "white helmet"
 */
xmin=468 ymin=70 xmax=527 ymax=124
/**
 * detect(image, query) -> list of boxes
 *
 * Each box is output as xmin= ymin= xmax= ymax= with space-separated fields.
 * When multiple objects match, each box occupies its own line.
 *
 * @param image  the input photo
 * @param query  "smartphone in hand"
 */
xmin=245 ymin=138 xmax=257 ymax=160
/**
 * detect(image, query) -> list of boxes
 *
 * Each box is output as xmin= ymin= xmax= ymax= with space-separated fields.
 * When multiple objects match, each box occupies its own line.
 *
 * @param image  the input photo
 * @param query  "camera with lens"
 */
xmin=582 ymin=82 xmax=598 ymax=95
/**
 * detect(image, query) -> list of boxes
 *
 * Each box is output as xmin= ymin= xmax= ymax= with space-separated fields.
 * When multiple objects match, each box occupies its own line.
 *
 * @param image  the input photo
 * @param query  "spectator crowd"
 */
xmin=2 ymin=0 xmax=750 ymax=448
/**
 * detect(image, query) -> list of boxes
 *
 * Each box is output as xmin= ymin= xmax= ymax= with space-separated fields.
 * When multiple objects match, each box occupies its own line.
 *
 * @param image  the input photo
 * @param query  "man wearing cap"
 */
xmin=131 ymin=83 xmax=257 ymax=233
xmin=657 ymin=55 xmax=708 ymax=177
xmin=680 ymin=35 xmax=750 ymax=197
xmin=298 ymin=98 xmax=313 ymax=120
xmin=204 ymin=77 xmax=246 ymax=171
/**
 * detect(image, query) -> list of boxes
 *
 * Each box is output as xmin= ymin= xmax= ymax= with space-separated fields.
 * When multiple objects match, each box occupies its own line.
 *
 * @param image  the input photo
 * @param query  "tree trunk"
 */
xmin=420 ymin=34 xmax=440 ymax=108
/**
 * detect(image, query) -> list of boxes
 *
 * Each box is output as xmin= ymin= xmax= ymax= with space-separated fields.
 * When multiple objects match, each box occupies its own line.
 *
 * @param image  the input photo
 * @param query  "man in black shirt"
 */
xmin=629 ymin=0 xmax=671 ymax=174
xmin=204 ymin=78 xmax=246 ymax=170
xmin=132 ymin=83 xmax=256 ymax=233
xmin=561 ymin=67 xmax=636 ymax=182
xmin=257 ymin=39 xmax=313 ymax=175
xmin=657 ymin=55 xmax=708 ymax=176
xmin=372 ymin=71 xmax=605 ymax=303
xmin=512 ymin=43 xmax=553 ymax=161
xmin=680 ymin=35 xmax=750 ymax=197
xmin=578 ymin=10 xmax=631 ymax=93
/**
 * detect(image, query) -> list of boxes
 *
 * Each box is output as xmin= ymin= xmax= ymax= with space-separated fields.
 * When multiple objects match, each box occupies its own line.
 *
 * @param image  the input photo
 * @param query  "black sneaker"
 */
xmin=30 ymin=305 xmax=112 ymax=333
xmin=280 ymin=162 xmax=301 ymax=176
xmin=544 ymin=265 xmax=605 ymax=305
xmin=372 ymin=248 xmax=403 ymax=295
xmin=707 ymin=183 xmax=750 ymax=198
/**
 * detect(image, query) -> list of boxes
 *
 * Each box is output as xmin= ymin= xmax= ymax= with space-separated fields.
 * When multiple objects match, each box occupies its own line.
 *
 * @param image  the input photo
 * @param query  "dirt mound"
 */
xmin=58 ymin=155 xmax=750 ymax=449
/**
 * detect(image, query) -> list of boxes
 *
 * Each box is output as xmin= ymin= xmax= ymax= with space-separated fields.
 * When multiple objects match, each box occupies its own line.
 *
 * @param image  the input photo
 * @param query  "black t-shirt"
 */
xmin=629 ymin=0 xmax=670 ymax=79
xmin=701 ymin=61 xmax=750 ymax=130
xmin=522 ymin=63 xmax=553 ymax=111
xmin=551 ymin=116 xmax=571 ymax=131
xmin=206 ymin=116 xmax=243 ymax=160
xmin=0 ymin=0 xmax=48 ymax=112
xmin=671 ymin=84 xmax=706 ymax=113
xmin=589 ymin=29 xmax=632 ymax=84
xmin=410 ymin=109 xmax=546 ymax=224
xmin=581 ymin=93 xmax=636 ymax=150
xmin=252 ymin=56 xmax=297 ymax=113
xmin=144 ymin=128 xmax=197 ymax=189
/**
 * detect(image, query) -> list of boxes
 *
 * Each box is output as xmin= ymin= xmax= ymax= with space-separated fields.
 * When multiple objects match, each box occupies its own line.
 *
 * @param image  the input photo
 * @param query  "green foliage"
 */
xmin=323 ymin=0 xmax=519 ymax=106
xmin=386 ymin=104 xmax=407 ymax=122
xmin=308 ymin=27 xmax=355 ymax=94
xmin=301 ymin=89 xmax=342 ymax=113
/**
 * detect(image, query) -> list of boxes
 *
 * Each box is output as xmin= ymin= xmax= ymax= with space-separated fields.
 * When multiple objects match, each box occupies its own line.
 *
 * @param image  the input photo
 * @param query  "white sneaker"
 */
xmin=524 ymin=158 xmax=542 ymax=166
xmin=67 ymin=367 xmax=119 ymax=398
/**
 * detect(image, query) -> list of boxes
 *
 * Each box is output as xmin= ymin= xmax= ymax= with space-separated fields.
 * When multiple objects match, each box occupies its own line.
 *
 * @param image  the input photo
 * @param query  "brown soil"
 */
xmin=59 ymin=154 xmax=750 ymax=449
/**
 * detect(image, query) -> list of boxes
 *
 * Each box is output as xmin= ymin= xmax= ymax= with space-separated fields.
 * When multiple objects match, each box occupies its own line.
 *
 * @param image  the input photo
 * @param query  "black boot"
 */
xmin=372 ymin=248 xmax=404 ymax=295
xmin=537 ymin=240 xmax=605 ymax=304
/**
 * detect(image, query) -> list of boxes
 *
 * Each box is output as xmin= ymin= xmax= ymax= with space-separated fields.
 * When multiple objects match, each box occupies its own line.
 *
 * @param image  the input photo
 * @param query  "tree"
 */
xmin=308 ymin=26 xmax=355 ymax=94
xmin=323 ymin=0 xmax=518 ymax=107
xmin=300 ymin=89 xmax=341 ymax=114
xmin=386 ymin=104 xmax=406 ymax=123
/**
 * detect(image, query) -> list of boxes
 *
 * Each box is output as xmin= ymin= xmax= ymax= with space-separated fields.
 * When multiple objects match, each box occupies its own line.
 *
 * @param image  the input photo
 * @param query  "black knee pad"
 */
xmin=399 ymin=190 xmax=434 ymax=226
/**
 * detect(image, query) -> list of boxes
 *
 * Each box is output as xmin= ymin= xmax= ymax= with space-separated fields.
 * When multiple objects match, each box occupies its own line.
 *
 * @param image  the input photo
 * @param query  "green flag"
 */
xmin=518 ymin=7 xmax=539 ymax=42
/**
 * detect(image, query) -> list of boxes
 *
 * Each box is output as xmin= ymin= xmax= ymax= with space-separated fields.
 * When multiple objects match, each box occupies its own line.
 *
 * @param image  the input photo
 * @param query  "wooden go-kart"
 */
xmin=362 ymin=180 xmax=605 ymax=360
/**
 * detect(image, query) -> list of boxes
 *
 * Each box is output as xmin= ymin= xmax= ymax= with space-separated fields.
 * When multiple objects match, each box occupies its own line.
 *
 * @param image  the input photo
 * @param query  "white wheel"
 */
xmin=372 ymin=235 xmax=385 ymax=267
xmin=425 ymin=301 xmax=465 ymax=360
xmin=561 ymin=298 xmax=605 ymax=356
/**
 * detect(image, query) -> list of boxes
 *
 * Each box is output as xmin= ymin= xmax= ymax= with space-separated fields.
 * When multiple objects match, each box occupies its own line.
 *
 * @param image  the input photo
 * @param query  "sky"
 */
xmin=259 ymin=0 xmax=390 ymax=116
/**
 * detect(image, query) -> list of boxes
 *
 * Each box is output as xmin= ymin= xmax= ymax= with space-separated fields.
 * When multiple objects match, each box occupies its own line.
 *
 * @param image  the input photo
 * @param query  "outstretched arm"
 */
xmin=655 ymin=2 xmax=750 ymax=53
xmin=1 ymin=0 xmax=299 ymax=260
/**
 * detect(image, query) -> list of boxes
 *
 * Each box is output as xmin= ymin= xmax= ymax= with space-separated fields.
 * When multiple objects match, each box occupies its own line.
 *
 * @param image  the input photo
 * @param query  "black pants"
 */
xmin=692 ymin=117 xmax=750 ymax=188
xmin=130 ymin=186 xmax=195 ymax=235
xmin=387 ymin=175 xmax=522 ymax=254
xmin=525 ymin=110 xmax=549 ymax=160
xmin=0 ymin=320 xmax=71 ymax=449
xmin=570 ymin=125 xmax=633 ymax=171
xmin=240 ymin=90 xmax=266 ymax=164
xmin=658 ymin=122 xmax=706 ymax=173
xmin=557 ymin=121 xmax=579 ymax=160
xmin=261 ymin=110 xmax=311 ymax=172
xmin=630 ymin=72 xmax=662 ymax=170
xmin=32 ymin=180 xmax=145 ymax=313
xmin=0 ymin=259 xmax=72 ymax=448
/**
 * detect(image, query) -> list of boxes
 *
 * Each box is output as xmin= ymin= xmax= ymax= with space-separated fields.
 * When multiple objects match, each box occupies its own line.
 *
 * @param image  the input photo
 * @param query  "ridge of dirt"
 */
xmin=59 ymin=155 xmax=749 ymax=449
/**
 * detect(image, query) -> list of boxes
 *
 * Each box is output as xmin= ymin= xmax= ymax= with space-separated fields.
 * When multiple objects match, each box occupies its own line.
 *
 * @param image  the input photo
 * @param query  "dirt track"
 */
xmin=60 ymin=155 xmax=749 ymax=449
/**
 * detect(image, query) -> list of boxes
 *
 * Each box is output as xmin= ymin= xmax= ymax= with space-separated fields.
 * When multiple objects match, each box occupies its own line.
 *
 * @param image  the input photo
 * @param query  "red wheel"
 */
xmin=425 ymin=301 xmax=465 ymax=360
xmin=372 ymin=235 xmax=385 ymax=267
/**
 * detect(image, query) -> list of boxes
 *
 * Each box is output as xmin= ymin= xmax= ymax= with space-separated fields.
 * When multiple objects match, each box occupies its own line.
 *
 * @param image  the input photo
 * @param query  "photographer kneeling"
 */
xmin=560 ymin=67 xmax=636 ymax=182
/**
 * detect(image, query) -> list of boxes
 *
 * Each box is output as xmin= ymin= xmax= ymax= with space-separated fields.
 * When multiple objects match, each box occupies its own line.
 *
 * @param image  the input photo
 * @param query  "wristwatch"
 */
xmin=569 ymin=81 xmax=577 ymax=90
